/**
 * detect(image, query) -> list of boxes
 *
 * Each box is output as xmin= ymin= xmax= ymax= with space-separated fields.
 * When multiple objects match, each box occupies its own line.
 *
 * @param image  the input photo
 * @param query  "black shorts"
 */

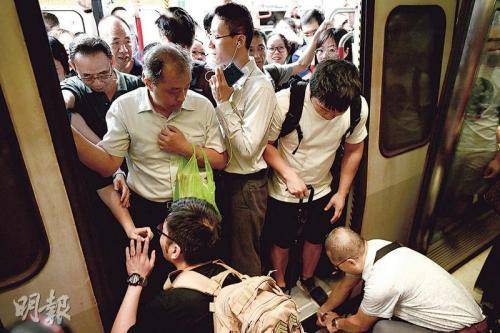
xmin=265 ymin=193 xmax=333 ymax=249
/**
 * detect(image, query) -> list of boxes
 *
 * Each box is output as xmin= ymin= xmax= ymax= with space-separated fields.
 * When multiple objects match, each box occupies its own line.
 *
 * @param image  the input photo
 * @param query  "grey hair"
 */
xmin=143 ymin=43 xmax=192 ymax=84
xmin=325 ymin=227 xmax=365 ymax=263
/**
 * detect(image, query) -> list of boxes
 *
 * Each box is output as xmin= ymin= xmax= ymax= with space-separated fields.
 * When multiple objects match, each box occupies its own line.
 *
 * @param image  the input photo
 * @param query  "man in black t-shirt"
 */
xmin=111 ymin=198 xmax=238 ymax=333
xmin=61 ymin=35 xmax=149 ymax=240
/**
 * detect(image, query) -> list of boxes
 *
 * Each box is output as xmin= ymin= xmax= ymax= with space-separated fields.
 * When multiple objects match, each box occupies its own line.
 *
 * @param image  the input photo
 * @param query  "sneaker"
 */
xmin=297 ymin=277 xmax=328 ymax=305
xmin=297 ymin=277 xmax=316 ymax=294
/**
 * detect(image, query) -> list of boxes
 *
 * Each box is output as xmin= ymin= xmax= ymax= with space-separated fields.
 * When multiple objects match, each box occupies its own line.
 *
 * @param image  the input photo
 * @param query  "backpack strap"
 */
xmin=278 ymin=79 xmax=308 ymax=155
xmin=373 ymin=242 xmax=402 ymax=264
xmin=341 ymin=95 xmax=362 ymax=144
xmin=163 ymin=269 xmax=222 ymax=296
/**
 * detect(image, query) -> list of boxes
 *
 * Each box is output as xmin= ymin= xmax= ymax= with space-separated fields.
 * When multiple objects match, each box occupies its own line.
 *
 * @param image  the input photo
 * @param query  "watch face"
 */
xmin=128 ymin=273 xmax=140 ymax=285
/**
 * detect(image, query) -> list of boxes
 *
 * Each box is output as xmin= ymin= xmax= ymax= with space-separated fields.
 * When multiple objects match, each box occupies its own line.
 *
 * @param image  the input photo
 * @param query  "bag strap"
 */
xmin=198 ymin=146 xmax=214 ymax=183
xmin=374 ymin=242 xmax=402 ymax=264
xmin=341 ymin=95 xmax=362 ymax=145
xmin=278 ymin=80 xmax=308 ymax=154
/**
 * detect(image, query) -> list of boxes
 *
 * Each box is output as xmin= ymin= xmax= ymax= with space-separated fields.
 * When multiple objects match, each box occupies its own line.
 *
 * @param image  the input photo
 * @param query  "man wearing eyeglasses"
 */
xmin=317 ymin=227 xmax=487 ymax=333
xmin=61 ymin=35 xmax=146 ymax=240
xmin=207 ymin=2 xmax=277 ymax=277
xmin=111 ymin=198 xmax=239 ymax=333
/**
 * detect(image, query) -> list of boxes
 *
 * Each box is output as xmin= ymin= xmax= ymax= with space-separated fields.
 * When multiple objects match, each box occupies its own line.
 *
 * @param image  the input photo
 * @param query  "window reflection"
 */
xmin=380 ymin=6 xmax=445 ymax=156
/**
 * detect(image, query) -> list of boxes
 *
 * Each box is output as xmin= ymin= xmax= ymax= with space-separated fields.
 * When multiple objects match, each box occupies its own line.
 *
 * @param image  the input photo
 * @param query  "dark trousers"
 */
xmin=218 ymin=170 xmax=268 ymax=276
xmin=129 ymin=191 xmax=174 ymax=302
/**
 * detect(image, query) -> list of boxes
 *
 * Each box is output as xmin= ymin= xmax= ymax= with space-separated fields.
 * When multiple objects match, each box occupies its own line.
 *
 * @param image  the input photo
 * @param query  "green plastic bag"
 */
xmin=173 ymin=146 xmax=219 ymax=214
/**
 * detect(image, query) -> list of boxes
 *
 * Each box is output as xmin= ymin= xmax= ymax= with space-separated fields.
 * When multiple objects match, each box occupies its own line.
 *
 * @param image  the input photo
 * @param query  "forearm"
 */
xmin=337 ymin=143 xmax=364 ymax=196
xmin=336 ymin=314 xmax=373 ymax=332
xmin=178 ymin=144 xmax=228 ymax=170
xmin=111 ymin=286 xmax=143 ymax=333
xmin=322 ymin=285 xmax=352 ymax=312
xmin=97 ymin=185 xmax=135 ymax=235
xmin=263 ymin=143 xmax=296 ymax=181
xmin=294 ymin=40 xmax=317 ymax=75
xmin=71 ymin=113 xmax=101 ymax=144
xmin=71 ymin=126 xmax=121 ymax=177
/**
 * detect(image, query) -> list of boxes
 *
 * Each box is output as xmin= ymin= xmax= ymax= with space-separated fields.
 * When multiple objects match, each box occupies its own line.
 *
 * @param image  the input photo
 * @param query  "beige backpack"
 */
xmin=164 ymin=261 xmax=302 ymax=333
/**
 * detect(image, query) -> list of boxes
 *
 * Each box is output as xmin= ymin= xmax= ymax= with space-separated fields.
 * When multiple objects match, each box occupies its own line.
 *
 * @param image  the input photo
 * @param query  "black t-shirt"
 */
xmin=128 ymin=263 xmax=239 ymax=333
xmin=61 ymin=70 xmax=143 ymax=138
xmin=61 ymin=70 xmax=143 ymax=190
xmin=130 ymin=58 xmax=143 ymax=77
xmin=190 ymin=61 xmax=216 ymax=107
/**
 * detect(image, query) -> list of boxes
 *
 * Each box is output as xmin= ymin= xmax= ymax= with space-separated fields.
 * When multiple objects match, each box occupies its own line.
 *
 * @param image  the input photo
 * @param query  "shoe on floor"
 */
xmin=297 ymin=277 xmax=328 ymax=305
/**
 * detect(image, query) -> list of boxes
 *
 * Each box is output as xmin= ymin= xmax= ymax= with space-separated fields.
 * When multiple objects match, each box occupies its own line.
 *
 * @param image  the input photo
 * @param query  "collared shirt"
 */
xmin=129 ymin=58 xmax=143 ymax=77
xmin=360 ymin=240 xmax=485 ymax=331
xmin=99 ymin=87 xmax=225 ymax=202
xmin=215 ymin=58 xmax=277 ymax=174
xmin=267 ymin=85 xmax=368 ymax=203
xmin=61 ymin=69 xmax=143 ymax=137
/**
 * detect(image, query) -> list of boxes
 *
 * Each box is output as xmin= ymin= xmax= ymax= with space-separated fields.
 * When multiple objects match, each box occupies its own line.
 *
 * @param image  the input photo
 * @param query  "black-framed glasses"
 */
xmin=77 ymin=66 xmax=114 ymax=84
xmin=332 ymin=256 xmax=356 ymax=271
xmin=208 ymin=32 xmax=240 ymax=41
xmin=155 ymin=223 xmax=176 ymax=242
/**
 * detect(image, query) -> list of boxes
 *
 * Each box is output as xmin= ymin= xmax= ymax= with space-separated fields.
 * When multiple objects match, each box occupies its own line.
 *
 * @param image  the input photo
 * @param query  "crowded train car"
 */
xmin=0 ymin=0 xmax=498 ymax=332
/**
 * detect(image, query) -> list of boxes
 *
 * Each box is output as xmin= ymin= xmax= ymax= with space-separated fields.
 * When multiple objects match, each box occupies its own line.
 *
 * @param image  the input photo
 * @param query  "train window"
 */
xmin=380 ymin=5 xmax=445 ymax=156
xmin=0 ymin=88 xmax=49 ymax=290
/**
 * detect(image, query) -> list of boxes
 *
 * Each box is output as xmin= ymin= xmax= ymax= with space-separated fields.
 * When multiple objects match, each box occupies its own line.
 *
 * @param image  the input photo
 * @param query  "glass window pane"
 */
xmin=380 ymin=6 xmax=446 ymax=156
xmin=0 ymin=88 xmax=49 ymax=289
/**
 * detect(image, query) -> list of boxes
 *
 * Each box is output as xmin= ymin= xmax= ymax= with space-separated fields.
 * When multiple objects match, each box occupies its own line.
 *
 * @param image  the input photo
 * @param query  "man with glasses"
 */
xmin=264 ymin=60 xmax=367 ymax=296
xmin=317 ymin=227 xmax=487 ymax=333
xmin=111 ymin=198 xmax=239 ymax=333
xmin=98 ymin=15 xmax=143 ymax=76
xmin=207 ymin=2 xmax=277 ymax=276
xmin=61 ymin=35 xmax=145 ymax=239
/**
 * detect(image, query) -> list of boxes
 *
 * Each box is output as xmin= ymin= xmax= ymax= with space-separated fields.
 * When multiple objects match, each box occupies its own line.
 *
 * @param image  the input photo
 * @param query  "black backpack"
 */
xmin=278 ymin=79 xmax=363 ymax=156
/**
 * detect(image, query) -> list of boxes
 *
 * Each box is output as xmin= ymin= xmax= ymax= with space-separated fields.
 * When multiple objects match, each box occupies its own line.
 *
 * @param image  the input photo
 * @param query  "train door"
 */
xmin=0 ymin=1 xmax=114 ymax=331
xmin=412 ymin=1 xmax=500 ymax=270
xmin=358 ymin=0 xmax=457 ymax=243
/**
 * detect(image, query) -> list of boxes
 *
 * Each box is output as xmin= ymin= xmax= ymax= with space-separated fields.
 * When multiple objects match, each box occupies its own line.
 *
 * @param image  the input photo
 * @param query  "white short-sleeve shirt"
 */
xmin=267 ymin=85 xmax=368 ymax=202
xmin=99 ymin=87 xmax=225 ymax=202
xmin=360 ymin=240 xmax=485 ymax=331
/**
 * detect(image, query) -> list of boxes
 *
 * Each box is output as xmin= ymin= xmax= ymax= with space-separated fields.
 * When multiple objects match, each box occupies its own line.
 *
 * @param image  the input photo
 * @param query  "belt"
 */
xmin=222 ymin=169 xmax=267 ymax=180
xmin=457 ymin=319 xmax=488 ymax=333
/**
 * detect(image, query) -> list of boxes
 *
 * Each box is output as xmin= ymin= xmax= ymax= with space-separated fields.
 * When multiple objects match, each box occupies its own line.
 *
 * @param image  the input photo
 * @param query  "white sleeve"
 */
xmin=99 ymin=101 xmax=130 ymax=157
xmin=204 ymin=102 xmax=226 ymax=153
xmin=346 ymin=96 xmax=369 ymax=144
xmin=215 ymin=83 xmax=276 ymax=158
xmin=359 ymin=276 xmax=400 ymax=319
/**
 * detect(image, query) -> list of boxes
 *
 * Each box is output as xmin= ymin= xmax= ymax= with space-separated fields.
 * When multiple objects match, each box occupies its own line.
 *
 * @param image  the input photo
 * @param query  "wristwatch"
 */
xmin=127 ymin=273 xmax=147 ymax=287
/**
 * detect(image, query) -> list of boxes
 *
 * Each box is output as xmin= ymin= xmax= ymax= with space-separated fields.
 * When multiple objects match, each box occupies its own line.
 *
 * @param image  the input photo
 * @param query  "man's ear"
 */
xmin=143 ymin=76 xmax=153 ymax=90
xmin=343 ymin=48 xmax=350 ymax=60
xmin=69 ymin=60 xmax=76 ymax=71
xmin=170 ymin=243 xmax=181 ymax=260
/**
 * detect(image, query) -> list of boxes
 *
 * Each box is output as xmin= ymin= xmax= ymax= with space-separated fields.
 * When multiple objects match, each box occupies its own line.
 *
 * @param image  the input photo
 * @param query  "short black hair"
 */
xmin=253 ymin=29 xmax=267 ymax=44
xmin=155 ymin=7 xmax=196 ymax=49
xmin=214 ymin=3 xmax=254 ymax=49
xmin=166 ymin=198 xmax=220 ymax=265
xmin=300 ymin=9 xmax=325 ymax=27
xmin=110 ymin=6 xmax=126 ymax=15
xmin=42 ymin=11 xmax=59 ymax=31
xmin=48 ymin=36 xmax=69 ymax=75
xmin=310 ymin=60 xmax=361 ymax=112
xmin=203 ymin=11 xmax=215 ymax=35
xmin=317 ymin=28 xmax=353 ymax=62
xmin=68 ymin=35 xmax=113 ymax=62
